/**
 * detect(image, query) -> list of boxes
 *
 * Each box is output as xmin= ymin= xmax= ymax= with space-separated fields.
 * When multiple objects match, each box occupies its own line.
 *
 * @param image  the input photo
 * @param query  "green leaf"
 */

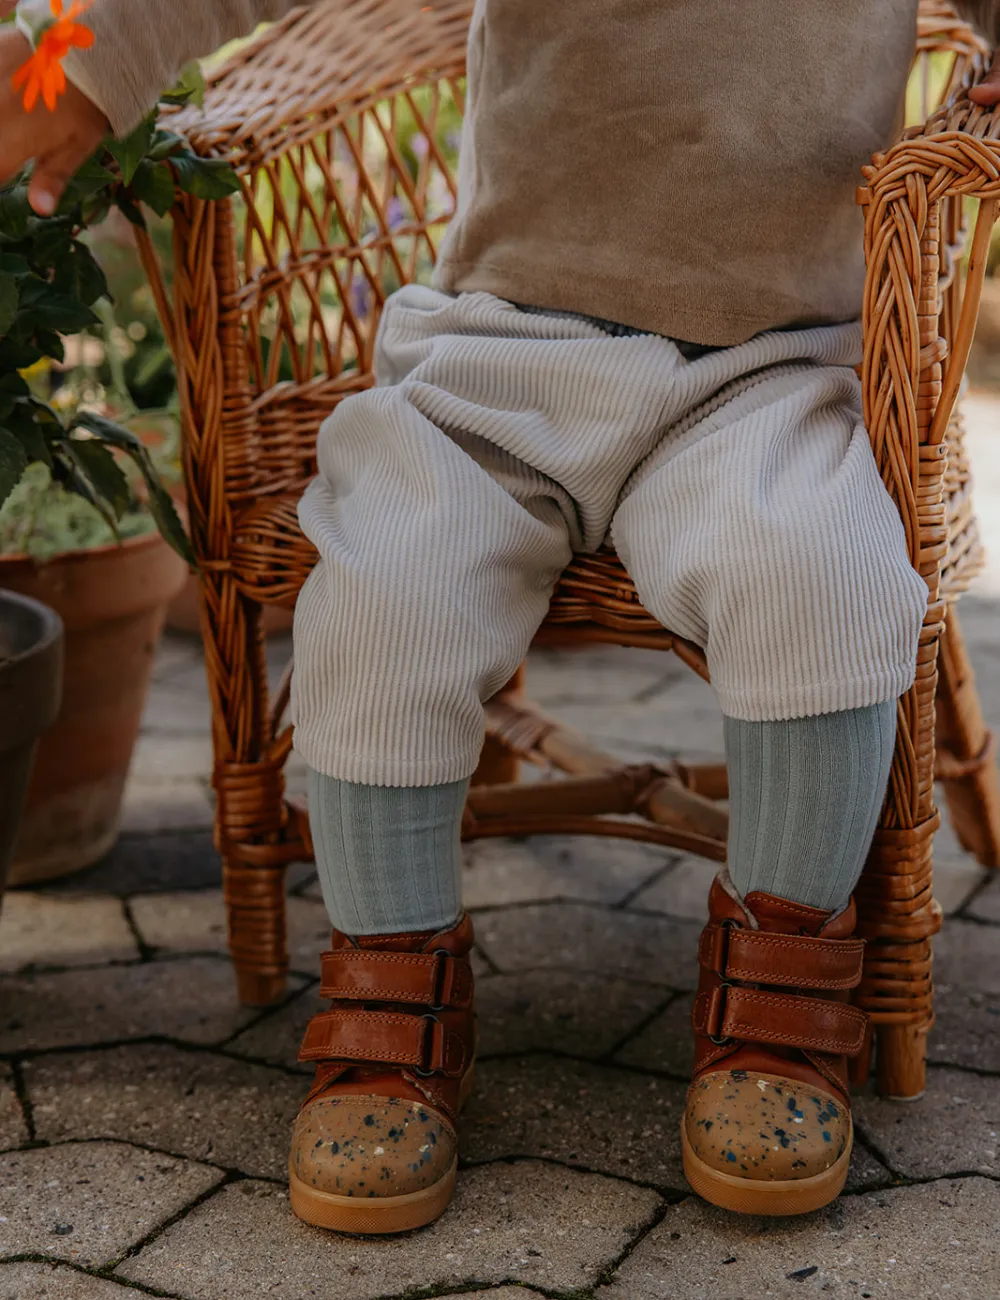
xmin=80 ymin=193 xmax=112 ymax=228
xmin=0 ymin=336 xmax=42 ymax=370
xmin=52 ymin=242 xmax=110 ymax=307
xmin=0 ymin=272 xmax=17 ymax=338
xmin=70 ymin=408 xmax=145 ymax=455
xmin=14 ymin=278 xmax=99 ymax=333
xmin=113 ymin=193 xmax=147 ymax=229
xmin=50 ymin=448 xmax=119 ymax=535
xmin=143 ymin=480 xmax=195 ymax=565
xmin=0 ymin=253 xmax=30 ymax=276
xmin=148 ymin=129 xmax=187 ymax=162
xmin=71 ymin=408 xmax=195 ymax=564
xmin=8 ymin=403 xmax=55 ymax=469
xmin=28 ymin=218 xmax=75 ymax=268
xmin=0 ymin=426 xmax=28 ymax=505
xmin=131 ymin=160 xmax=176 ymax=218
xmin=33 ymin=330 xmax=64 ymax=365
xmin=106 ymin=119 xmax=154 ymax=186
xmin=171 ymin=154 xmax=240 ymax=201
xmin=0 ymin=186 xmax=32 ymax=241
xmin=160 ymin=61 xmax=206 ymax=108
xmin=58 ymin=157 xmax=116 ymax=210
xmin=63 ymin=437 xmax=131 ymax=520
xmin=0 ymin=376 xmax=31 ymax=422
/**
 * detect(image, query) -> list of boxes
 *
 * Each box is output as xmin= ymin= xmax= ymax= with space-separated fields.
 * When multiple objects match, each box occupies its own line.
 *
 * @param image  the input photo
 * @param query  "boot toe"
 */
xmin=684 ymin=1070 xmax=850 ymax=1181
xmin=291 ymin=1095 xmax=457 ymax=1199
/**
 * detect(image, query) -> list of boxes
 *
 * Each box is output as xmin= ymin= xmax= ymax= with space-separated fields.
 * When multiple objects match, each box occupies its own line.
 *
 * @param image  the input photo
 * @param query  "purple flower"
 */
xmin=386 ymin=196 xmax=406 ymax=229
xmin=410 ymin=132 xmax=429 ymax=158
xmin=350 ymin=275 xmax=373 ymax=319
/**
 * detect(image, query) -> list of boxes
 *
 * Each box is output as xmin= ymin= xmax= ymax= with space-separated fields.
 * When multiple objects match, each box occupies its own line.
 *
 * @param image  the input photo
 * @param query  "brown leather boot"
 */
xmin=682 ymin=872 xmax=868 ymax=1216
xmin=288 ymin=913 xmax=475 ymax=1234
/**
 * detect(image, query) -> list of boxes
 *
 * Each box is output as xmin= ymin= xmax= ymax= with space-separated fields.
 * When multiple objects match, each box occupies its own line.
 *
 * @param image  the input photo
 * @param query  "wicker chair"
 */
xmin=140 ymin=0 xmax=1000 ymax=1101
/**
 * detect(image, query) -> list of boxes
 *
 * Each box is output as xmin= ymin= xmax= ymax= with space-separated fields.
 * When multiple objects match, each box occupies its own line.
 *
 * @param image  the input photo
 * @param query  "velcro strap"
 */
xmin=692 ymin=985 xmax=868 ymax=1056
xmin=298 ymin=1007 xmax=469 ymax=1076
xmin=698 ymin=923 xmax=864 ymax=990
xmin=319 ymin=949 xmax=473 ymax=1008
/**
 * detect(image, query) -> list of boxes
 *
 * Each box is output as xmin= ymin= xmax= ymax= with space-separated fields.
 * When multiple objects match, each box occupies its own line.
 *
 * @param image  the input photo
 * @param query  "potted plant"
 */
xmin=0 ymin=588 xmax=61 ymax=890
xmin=0 ymin=56 xmax=239 ymax=882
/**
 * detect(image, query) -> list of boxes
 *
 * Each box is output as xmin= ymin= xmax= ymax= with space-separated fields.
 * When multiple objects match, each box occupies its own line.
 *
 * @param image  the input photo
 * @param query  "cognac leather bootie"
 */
xmin=682 ymin=872 xmax=868 ymax=1216
xmin=289 ymin=913 xmax=476 ymax=1234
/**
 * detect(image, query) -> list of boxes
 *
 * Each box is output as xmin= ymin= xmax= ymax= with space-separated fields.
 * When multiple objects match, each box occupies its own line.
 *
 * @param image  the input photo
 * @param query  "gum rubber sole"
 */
xmin=289 ymin=1156 xmax=458 ymax=1234
xmin=681 ymin=1117 xmax=852 ymax=1216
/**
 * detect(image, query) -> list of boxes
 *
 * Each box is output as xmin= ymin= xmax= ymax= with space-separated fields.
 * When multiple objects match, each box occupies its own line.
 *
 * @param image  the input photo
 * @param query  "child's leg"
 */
xmin=725 ymin=703 xmax=896 ymax=912
xmin=288 ymin=286 xmax=696 ymax=1233
xmin=307 ymin=773 xmax=467 ymax=935
xmin=613 ymin=341 xmax=926 ymax=1215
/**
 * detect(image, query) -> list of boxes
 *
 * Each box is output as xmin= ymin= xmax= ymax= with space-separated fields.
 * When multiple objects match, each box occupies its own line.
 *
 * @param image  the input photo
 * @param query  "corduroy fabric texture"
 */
xmin=307 ymin=770 xmax=467 ymax=936
xmin=725 ymin=702 xmax=897 ymax=914
xmin=291 ymin=287 xmax=926 ymax=786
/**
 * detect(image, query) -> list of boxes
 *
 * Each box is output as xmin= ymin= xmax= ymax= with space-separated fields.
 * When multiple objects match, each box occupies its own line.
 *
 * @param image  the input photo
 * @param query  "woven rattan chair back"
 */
xmin=142 ymin=0 xmax=1000 ymax=1100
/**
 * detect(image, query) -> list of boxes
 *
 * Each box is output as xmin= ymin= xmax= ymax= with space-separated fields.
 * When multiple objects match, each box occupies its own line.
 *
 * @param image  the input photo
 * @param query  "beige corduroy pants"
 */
xmin=292 ymin=287 xmax=927 ymax=786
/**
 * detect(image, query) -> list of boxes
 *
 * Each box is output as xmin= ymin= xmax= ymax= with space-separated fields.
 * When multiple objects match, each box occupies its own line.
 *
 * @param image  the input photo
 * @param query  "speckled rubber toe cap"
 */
xmin=290 ymin=1094 xmax=457 ymax=1200
xmin=684 ymin=1070 xmax=850 ymax=1182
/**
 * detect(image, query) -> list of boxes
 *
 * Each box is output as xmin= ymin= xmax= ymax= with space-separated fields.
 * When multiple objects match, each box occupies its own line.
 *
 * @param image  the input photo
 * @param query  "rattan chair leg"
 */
xmin=874 ymin=1024 xmax=928 ymax=1100
xmin=935 ymin=607 xmax=1000 ymax=867
xmin=222 ymin=857 xmax=289 ymax=1006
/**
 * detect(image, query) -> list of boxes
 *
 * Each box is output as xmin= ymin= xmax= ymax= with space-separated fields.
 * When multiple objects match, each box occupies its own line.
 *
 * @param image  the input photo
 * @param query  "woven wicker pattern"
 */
xmin=146 ymin=0 xmax=1000 ymax=1096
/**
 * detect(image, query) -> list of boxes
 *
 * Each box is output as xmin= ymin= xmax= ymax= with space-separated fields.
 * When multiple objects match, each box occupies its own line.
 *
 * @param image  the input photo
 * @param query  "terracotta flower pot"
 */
xmin=0 ymin=531 xmax=187 ymax=884
xmin=0 ymin=591 xmax=63 ymax=895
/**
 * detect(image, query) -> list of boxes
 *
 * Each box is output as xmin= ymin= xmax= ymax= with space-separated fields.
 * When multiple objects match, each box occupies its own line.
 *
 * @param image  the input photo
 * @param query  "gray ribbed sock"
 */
xmin=307 ymin=771 xmax=468 ymax=936
xmin=725 ymin=702 xmax=896 ymax=913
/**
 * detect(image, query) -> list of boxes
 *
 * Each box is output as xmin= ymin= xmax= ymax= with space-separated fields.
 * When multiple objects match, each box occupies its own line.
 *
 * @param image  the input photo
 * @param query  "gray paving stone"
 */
xmin=151 ymin=633 xmax=204 ymax=684
xmin=475 ymin=902 xmax=701 ymax=989
xmin=225 ymin=986 xmax=321 ymax=1073
xmin=463 ymin=1055 xmax=688 ymax=1187
xmin=43 ymin=830 xmax=221 ymax=896
xmin=127 ymin=733 xmax=214 ymax=786
xmin=463 ymin=835 xmax=671 ymax=908
xmin=0 ymin=1068 xmax=26 ymax=1151
xmin=627 ymin=854 xmax=717 ymax=921
xmin=120 ymin=1161 xmax=660 ymax=1298
xmin=932 ymin=918 xmax=1000 ymax=995
xmin=119 ymin=781 xmax=215 ymax=834
xmin=600 ymin=1176 xmax=1000 ymax=1300
xmin=843 ymin=1141 xmax=895 ymax=1193
xmin=0 ymin=1141 xmax=222 ymax=1268
xmin=0 ymin=894 xmax=137 ymax=973
xmin=0 ymin=1262 xmax=139 ymax=1298
xmin=140 ymin=677 xmax=211 ymax=736
xmin=964 ymin=871 xmax=1000 ymax=923
xmin=0 ymin=958 xmax=300 ymax=1051
xmin=929 ymin=984 xmax=1000 ymax=1071
xmin=477 ymin=969 xmax=667 ymax=1059
xmin=128 ymin=891 xmax=331 ymax=974
xmin=25 ymin=1044 xmax=303 ymax=1180
xmin=552 ymin=674 xmax=723 ymax=766
xmin=932 ymin=854 xmax=990 ymax=917
xmin=612 ymin=993 xmax=695 ymax=1077
xmin=525 ymin=644 xmax=682 ymax=705
xmin=854 ymin=1066 xmax=1000 ymax=1179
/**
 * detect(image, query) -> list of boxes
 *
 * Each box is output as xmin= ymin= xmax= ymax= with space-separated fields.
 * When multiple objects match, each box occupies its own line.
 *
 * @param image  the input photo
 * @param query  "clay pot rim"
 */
xmin=0 ymin=589 xmax=63 ymax=668
xmin=0 ymin=523 xmax=168 ymax=571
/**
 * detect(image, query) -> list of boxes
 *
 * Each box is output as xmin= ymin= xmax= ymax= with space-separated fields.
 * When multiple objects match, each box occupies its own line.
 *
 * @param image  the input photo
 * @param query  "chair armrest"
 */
xmin=858 ymin=78 xmax=1000 ymax=581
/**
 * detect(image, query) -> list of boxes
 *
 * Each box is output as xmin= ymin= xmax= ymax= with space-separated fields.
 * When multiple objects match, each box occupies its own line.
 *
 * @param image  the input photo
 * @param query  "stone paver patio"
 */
xmin=1 ymin=397 xmax=998 ymax=1298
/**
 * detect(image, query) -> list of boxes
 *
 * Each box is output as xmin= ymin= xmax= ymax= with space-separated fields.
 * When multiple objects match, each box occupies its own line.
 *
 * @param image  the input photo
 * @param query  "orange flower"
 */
xmin=11 ymin=0 xmax=94 ymax=113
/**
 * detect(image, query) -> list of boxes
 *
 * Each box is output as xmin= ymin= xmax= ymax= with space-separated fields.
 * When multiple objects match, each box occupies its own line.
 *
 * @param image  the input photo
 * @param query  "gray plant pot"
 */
xmin=0 ymin=590 xmax=63 ymax=895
